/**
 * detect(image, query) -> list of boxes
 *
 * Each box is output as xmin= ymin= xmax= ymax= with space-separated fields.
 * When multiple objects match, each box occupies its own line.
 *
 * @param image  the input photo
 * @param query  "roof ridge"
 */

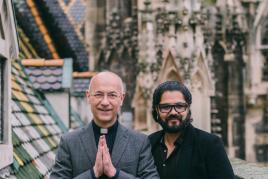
xmin=22 ymin=59 xmax=64 ymax=67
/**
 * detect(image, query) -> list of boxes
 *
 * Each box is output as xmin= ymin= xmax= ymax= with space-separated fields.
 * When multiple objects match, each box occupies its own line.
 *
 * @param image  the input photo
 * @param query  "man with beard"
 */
xmin=149 ymin=81 xmax=234 ymax=179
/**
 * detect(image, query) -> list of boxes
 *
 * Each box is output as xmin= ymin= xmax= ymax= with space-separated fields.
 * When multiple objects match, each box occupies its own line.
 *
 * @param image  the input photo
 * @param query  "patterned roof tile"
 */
xmin=10 ymin=59 xmax=69 ymax=178
xmin=69 ymin=0 xmax=86 ymax=23
xmin=3 ymin=2 xmax=87 ymax=177
xmin=71 ymin=72 xmax=96 ymax=96
xmin=22 ymin=59 xmax=75 ymax=92
xmin=13 ymin=0 xmax=54 ymax=58
xmin=39 ymin=0 xmax=89 ymax=71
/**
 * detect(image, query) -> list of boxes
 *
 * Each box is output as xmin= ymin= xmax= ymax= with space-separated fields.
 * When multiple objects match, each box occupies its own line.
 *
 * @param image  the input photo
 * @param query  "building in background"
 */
xmin=3 ymin=0 xmax=268 ymax=174
xmin=84 ymin=0 xmax=268 ymax=165
xmin=0 ymin=0 xmax=19 ymax=176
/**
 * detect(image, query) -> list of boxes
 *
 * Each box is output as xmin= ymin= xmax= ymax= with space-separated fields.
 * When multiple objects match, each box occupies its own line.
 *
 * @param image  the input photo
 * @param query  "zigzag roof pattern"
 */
xmin=13 ymin=0 xmax=89 ymax=71
xmin=0 ymin=23 xmax=86 ymax=179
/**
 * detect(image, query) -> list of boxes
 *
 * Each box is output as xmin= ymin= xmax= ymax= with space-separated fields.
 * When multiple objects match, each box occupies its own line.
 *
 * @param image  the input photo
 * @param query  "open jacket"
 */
xmin=50 ymin=122 xmax=159 ymax=179
xmin=149 ymin=124 xmax=235 ymax=179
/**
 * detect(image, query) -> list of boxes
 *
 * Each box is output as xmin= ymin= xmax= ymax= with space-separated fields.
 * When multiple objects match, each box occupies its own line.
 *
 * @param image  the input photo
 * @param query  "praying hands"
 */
xmin=93 ymin=135 xmax=116 ymax=178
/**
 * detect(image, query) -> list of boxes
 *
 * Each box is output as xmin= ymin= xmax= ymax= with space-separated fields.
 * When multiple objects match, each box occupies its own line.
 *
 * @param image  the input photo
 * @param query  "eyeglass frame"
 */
xmin=158 ymin=102 xmax=188 ymax=114
xmin=89 ymin=91 xmax=123 ymax=101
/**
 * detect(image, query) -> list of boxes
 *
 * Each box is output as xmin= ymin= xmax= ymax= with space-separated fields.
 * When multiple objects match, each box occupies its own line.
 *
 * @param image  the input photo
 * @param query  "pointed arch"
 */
xmin=166 ymin=69 xmax=181 ymax=81
xmin=190 ymin=52 xmax=214 ymax=132
xmin=158 ymin=50 xmax=182 ymax=83
xmin=191 ymin=51 xmax=214 ymax=95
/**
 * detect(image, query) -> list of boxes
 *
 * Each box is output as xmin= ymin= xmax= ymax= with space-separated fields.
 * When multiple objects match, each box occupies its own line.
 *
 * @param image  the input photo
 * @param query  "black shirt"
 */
xmin=152 ymin=132 xmax=184 ymax=179
xmin=92 ymin=120 xmax=118 ymax=153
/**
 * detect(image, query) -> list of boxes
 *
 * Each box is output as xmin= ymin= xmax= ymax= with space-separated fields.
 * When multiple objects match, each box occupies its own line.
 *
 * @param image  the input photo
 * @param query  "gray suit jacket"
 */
xmin=50 ymin=122 xmax=159 ymax=179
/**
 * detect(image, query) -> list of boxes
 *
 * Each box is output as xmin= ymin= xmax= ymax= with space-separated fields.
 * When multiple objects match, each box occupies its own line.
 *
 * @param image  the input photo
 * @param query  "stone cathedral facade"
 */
xmin=85 ymin=0 xmax=268 ymax=165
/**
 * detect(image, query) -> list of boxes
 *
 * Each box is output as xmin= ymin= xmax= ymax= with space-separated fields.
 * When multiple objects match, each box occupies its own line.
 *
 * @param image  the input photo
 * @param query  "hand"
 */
xmin=93 ymin=136 xmax=104 ymax=177
xmin=102 ymin=137 xmax=116 ymax=177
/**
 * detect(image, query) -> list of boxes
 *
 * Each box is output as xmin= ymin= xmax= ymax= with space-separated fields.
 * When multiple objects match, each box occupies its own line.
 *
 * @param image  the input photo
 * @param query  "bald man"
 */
xmin=50 ymin=71 xmax=159 ymax=179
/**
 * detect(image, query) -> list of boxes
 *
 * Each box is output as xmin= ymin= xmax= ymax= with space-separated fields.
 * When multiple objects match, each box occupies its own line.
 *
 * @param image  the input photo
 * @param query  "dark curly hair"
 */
xmin=152 ymin=81 xmax=192 ymax=122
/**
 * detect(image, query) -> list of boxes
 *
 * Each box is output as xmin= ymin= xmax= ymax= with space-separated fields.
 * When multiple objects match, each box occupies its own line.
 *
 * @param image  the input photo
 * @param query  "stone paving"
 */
xmin=231 ymin=158 xmax=268 ymax=179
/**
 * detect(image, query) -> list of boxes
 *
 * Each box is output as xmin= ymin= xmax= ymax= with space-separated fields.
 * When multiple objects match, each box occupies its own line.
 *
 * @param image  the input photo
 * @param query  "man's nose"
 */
xmin=100 ymin=95 xmax=110 ymax=105
xmin=170 ymin=106 xmax=178 ymax=114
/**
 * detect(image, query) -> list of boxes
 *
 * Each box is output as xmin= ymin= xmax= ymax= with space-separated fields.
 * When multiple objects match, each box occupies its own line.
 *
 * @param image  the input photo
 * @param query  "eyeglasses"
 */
xmin=91 ymin=92 xmax=121 ymax=101
xmin=158 ymin=102 xmax=188 ymax=113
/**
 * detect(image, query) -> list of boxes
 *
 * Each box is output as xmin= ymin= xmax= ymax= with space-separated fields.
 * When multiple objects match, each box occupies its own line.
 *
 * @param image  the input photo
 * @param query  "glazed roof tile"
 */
xmin=14 ymin=0 xmax=89 ymax=71
xmin=36 ymin=0 xmax=89 ymax=71
xmin=11 ymin=59 xmax=68 ymax=178
xmin=13 ymin=0 xmax=54 ymax=58
xmin=58 ymin=0 xmax=87 ymax=40
xmin=22 ymin=59 xmax=73 ymax=92
xmin=71 ymin=71 xmax=96 ymax=96
xmin=1 ymin=3 xmax=87 ymax=178
xmin=68 ymin=0 xmax=86 ymax=23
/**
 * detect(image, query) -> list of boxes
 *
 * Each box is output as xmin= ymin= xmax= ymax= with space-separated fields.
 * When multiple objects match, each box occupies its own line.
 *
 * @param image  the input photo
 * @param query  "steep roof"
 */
xmin=11 ymin=59 xmax=67 ymax=178
xmin=13 ymin=0 xmax=89 ymax=71
xmin=3 ymin=20 xmax=85 ymax=179
xmin=34 ymin=0 xmax=89 ymax=71
xmin=13 ymin=0 xmax=58 ymax=59
xmin=58 ymin=0 xmax=87 ymax=41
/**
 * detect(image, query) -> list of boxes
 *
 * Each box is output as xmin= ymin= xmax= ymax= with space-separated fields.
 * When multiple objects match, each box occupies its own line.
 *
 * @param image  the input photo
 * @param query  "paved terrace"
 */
xmin=232 ymin=158 xmax=268 ymax=179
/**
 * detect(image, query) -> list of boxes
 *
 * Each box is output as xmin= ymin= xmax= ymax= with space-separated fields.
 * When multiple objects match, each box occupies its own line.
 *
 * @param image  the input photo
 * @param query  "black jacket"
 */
xmin=149 ymin=124 xmax=235 ymax=179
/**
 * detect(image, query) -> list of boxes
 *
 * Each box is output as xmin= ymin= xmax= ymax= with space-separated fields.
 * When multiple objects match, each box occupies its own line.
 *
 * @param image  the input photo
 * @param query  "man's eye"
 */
xmin=94 ymin=94 xmax=103 ymax=98
xmin=160 ymin=105 xmax=171 ymax=110
xmin=176 ymin=105 xmax=184 ymax=109
xmin=108 ymin=93 xmax=118 ymax=98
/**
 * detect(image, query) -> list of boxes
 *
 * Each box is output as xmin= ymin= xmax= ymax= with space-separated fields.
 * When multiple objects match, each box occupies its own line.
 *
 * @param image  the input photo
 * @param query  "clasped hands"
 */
xmin=93 ymin=135 xmax=116 ymax=178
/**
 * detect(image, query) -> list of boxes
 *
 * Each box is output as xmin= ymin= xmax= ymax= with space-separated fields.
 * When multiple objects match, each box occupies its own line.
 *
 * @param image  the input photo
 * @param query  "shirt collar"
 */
xmin=92 ymin=120 xmax=119 ymax=135
xmin=160 ymin=131 xmax=185 ymax=147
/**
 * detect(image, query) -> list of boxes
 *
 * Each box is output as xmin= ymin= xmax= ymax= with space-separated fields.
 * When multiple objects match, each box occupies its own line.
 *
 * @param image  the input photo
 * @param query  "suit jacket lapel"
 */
xmin=111 ymin=123 xmax=129 ymax=166
xmin=178 ymin=124 xmax=194 ymax=179
xmin=79 ymin=122 xmax=97 ymax=167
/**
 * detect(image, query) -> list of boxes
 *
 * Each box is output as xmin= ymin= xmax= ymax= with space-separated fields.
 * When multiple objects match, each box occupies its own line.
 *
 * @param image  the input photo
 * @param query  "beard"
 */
xmin=157 ymin=111 xmax=192 ymax=133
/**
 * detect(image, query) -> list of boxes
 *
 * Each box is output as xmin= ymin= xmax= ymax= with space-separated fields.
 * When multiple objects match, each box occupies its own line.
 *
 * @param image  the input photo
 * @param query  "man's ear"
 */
xmin=120 ymin=93 xmax=126 ymax=106
xmin=86 ymin=90 xmax=91 ymax=103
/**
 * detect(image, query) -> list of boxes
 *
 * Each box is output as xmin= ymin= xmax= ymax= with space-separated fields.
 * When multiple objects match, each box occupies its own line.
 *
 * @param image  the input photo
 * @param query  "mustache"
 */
xmin=166 ymin=114 xmax=183 ymax=121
